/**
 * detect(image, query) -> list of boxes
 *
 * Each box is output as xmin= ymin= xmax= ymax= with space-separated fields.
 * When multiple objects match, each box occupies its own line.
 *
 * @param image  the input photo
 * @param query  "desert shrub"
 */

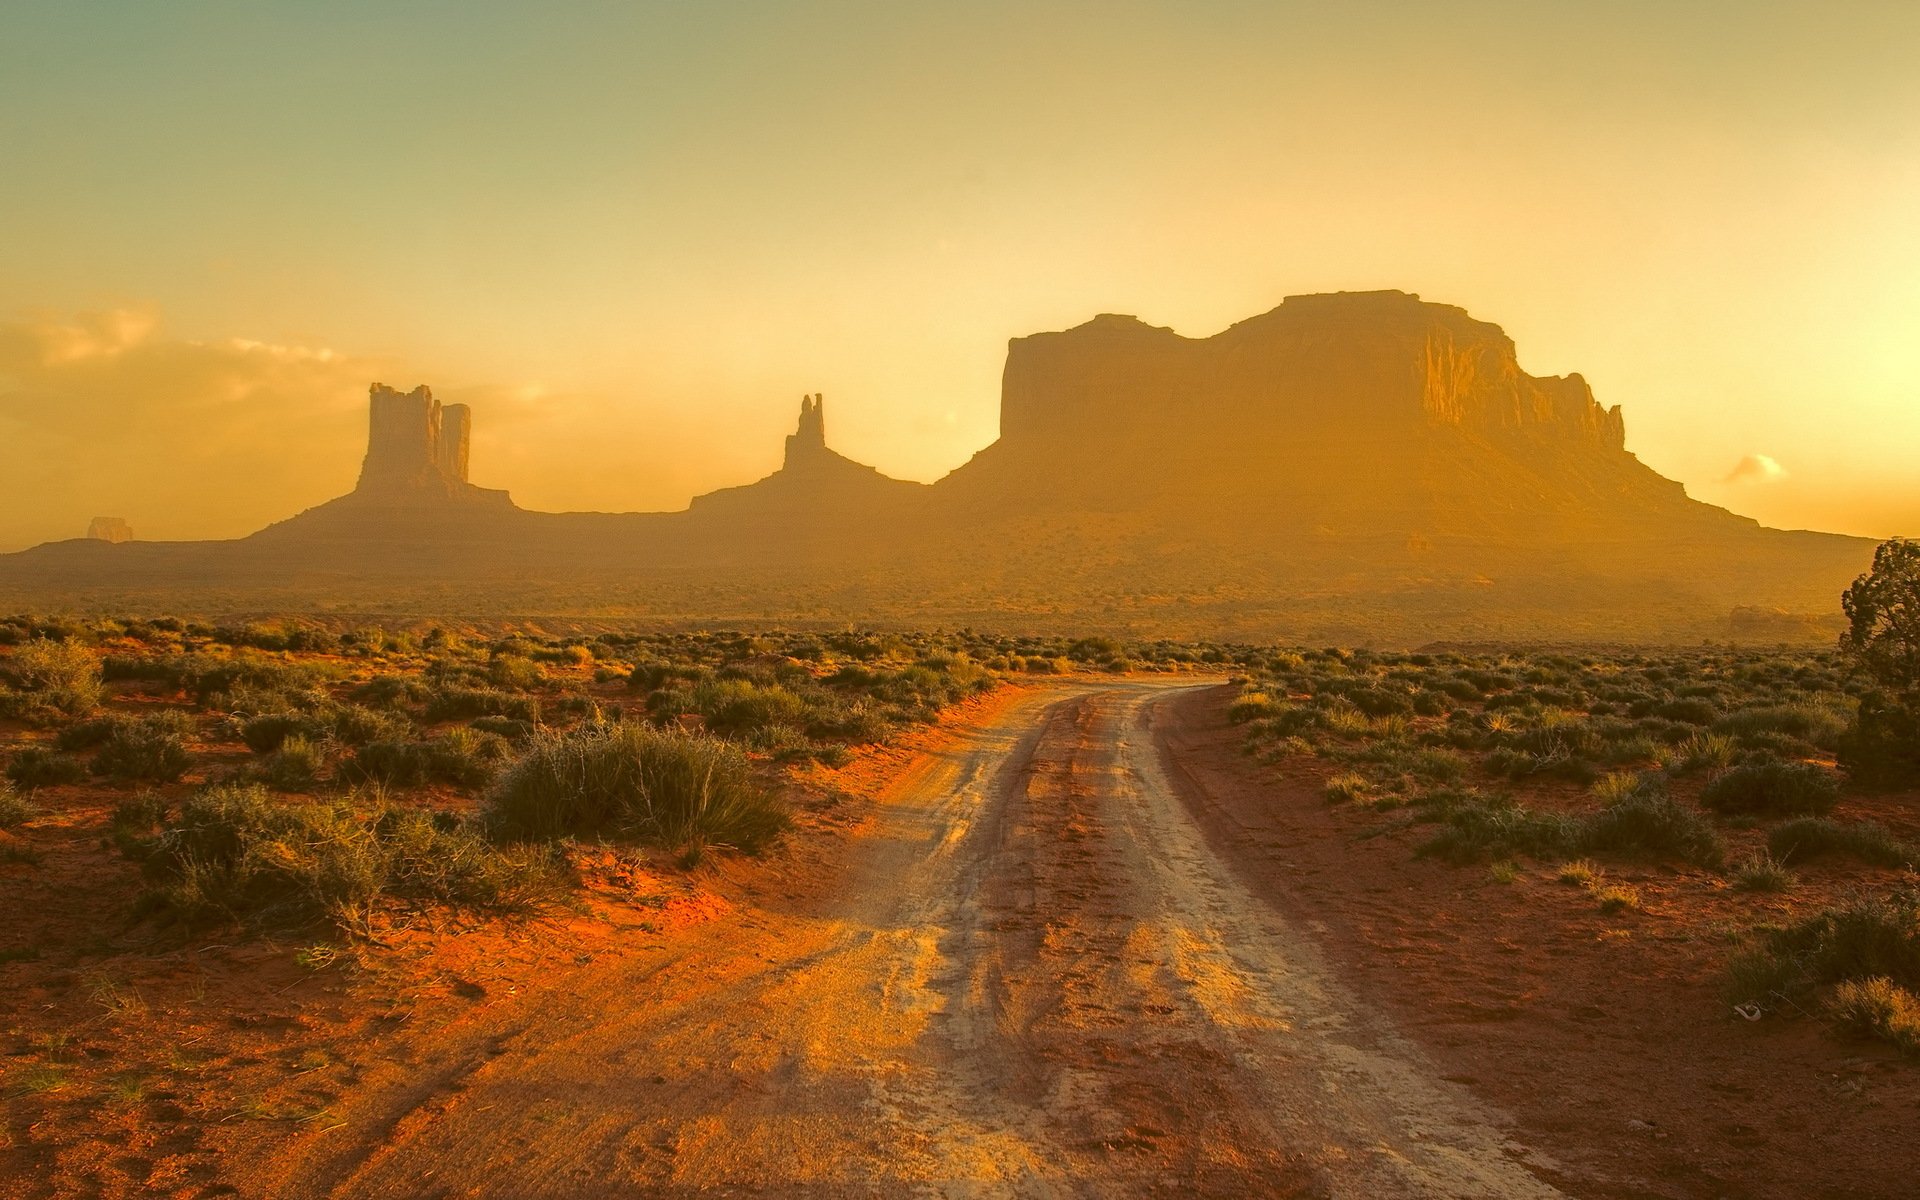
xmin=1228 ymin=692 xmax=1280 ymax=724
xmin=486 ymin=724 xmax=787 ymax=853
xmin=7 ymin=747 xmax=89 ymax=789
xmin=1419 ymin=801 xmax=1578 ymax=863
xmin=330 ymin=704 xmax=410 ymax=746
xmin=1578 ymin=780 xmax=1724 ymax=868
xmin=0 ymin=783 xmax=37 ymax=828
xmin=258 ymin=735 xmax=326 ymax=791
xmin=804 ymin=698 xmax=894 ymax=744
xmin=241 ymin=711 xmax=331 ymax=753
xmin=1826 ymin=977 xmax=1920 ymax=1053
xmin=471 ymin=715 xmax=537 ymax=741
xmin=1656 ymin=732 xmax=1740 ymax=774
xmin=1838 ymin=692 xmax=1920 ymax=789
xmin=1700 ymin=760 xmax=1840 ymax=818
xmin=1767 ymin=818 xmax=1917 ymax=868
xmin=1728 ymin=887 xmax=1920 ymax=1017
xmin=487 ymin=654 xmax=546 ymax=690
xmin=1 ymin=640 xmax=102 ymax=716
xmin=1419 ymin=776 xmax=1720 ymax=867
xmin=345 ymin=729 xmax=507 ymax=789
xmin=1592 ymin=883 xmax=1642 ymax=914
xmin=1732 ymin=854 xmax=1796 ymax=893
xmin=1557 ymin=859 xmax=1601 ymax=887
xmin=1323 ymin=772 xmax=1371 ymax=803
xmin=92 ymin=717 xmax=193 ymax=783
xmin=425 ymin=686 xmax=539 ymax=723
xmin=127 ymin=783 xmax=557 ymax=931
xmin=1714 ymin=703 xmax=1851 ymax=751
xmin=683 ymin=680 xmax=811 ymax=736
xmin=353 ymin=674 xmax=432 ymax=710
xmin=1656 ymin=697 xmax=1721 ymax=726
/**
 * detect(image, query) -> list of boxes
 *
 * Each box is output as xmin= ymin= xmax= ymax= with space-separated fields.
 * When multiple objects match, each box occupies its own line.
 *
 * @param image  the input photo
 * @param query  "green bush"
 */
xmin=258 ymin=734 xmax=326 ymax=791
xmin=0 ymin=783 xmax=37 ymax=829
xmin=1419 ymin=801 xmax=1578 ymax=863
xmin=241 ymin=712 xmax=330 ymax=753
xmin=1827 ymin=977 xmax=1920 ymax=1053
xmin=684 ymin=680 xmax=811 ymax=735
xmin=7 ymin=747 xmax=89 ymax=789
xmin=92 ymin=717 xmax=193 ymax=783
xmin=126 ymin=783 xmax=559 ymax=931
xmin=1714 ymin=703 xmax=1851 ymax=751
xmin=487 ymin=724 xmax=787 ymax=853
xmin=1 ymin=640 xmax=102 ymax=716
xmin=1728 ymin=887 xmax=1920 ymax=1016
xmin=425 ymin=686 xmax=539 ymax=723
xmin=1581 ymin=782 xmax=1725 ymax=868
xmin=1767 ymin=817 xmax=1917 ymax=868
xmin=1700 ymin=760 xmax=1841 ymax=818
xmin=1838 ymin=692 xmax=1920 ymax=789
xmin=1418 ymin=777 xmax=1721 ymax=867
xmin=345 ymin=728 xmax=508 ymax=789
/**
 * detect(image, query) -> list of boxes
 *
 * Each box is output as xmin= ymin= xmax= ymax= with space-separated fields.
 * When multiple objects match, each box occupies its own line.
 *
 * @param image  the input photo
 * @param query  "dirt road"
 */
xmin=267 ymin=681 xmax=1561 ymax=1198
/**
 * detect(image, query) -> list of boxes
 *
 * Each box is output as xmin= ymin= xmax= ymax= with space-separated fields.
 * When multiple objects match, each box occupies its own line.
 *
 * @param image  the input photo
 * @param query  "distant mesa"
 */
xmin=0 ymin=290 xmax=1880 ymax=641
xmin=86 ymin=517 xmax=132 ymax=544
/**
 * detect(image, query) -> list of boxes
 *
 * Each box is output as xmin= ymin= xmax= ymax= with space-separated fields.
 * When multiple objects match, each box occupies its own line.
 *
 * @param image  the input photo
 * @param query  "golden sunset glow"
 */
xmin=1 ymin=2 xmax=1917 ymax=549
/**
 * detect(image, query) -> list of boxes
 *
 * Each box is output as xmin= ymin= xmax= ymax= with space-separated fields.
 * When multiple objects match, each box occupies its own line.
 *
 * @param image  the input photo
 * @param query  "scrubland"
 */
xmin=1229 ymin=643 xmax=1920 ymax=1060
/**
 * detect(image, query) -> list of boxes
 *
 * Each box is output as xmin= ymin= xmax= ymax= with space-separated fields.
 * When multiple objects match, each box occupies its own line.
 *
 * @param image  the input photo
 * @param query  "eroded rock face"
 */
xmin=86 ymin=517 xmax=132 ymax=543
xmin=995 ymin=291 xmax=1626 ymax=458
xmin=352 ymin=385 xmax=506 ymax=506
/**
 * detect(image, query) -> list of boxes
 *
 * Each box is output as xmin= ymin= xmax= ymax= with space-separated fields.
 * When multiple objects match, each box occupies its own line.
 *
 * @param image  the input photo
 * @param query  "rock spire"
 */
xmin=784 ymin=393 xmax=827 ymax=468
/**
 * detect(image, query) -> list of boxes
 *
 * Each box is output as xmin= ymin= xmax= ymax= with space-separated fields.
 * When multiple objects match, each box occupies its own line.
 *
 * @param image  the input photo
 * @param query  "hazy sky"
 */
xmin=1 ymin=1 xmax=1916 ymax=549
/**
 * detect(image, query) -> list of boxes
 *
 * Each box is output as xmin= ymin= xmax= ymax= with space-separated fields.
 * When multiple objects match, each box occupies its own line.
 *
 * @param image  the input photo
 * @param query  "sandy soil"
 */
xmin=1158 ymin=685 xmax=1920 ymax=1200
xmin=157 ymin=680 xmax=1545 ymax=1199
xmin=12 ymin=678 xmax=1909 ymax=1198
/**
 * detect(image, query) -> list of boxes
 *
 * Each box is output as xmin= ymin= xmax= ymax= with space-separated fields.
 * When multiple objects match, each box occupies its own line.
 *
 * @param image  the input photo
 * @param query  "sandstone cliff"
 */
xmin=344 ymin=384 xmax=510 ymax=507
xmin=0 ymin=292 xmax=1878 ymax=642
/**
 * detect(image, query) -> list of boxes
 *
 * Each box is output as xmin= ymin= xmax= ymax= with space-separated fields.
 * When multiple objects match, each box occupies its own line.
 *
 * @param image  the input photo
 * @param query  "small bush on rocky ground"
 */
xmin=344 ymin=728 xmax=509 ymax=789
xmin=1767 ymin=818 xmax=1917 ymax=869
xmin=1418 ymin=775 xmax=1721 ymax=868
xmin=1826 ymin=977 xmax=1920 ymax=1053
xmin=256 ymin=734 xmax=327 ymax=791
xmin=92 ymin=716 xmax=193 ymax=783
xmin=1726 ymin=887 xmax=1920 ymax=1020
xmin=486 ymin=724 xmax=788 ymax=853
xmin=1700 ymin=759 xmax=1841 ymax=818
xmin=0 ymin=640 xmax=102 ymax=718
xmin=6 ymin=748 xmax=89 ymax=789
xmin=0 ymin=783 xmax=37 ymax=828
xmin=120 ymin=783 xmax=562 ymax=932
xmin=1732 ymin=854 xmax=1796 ymax=893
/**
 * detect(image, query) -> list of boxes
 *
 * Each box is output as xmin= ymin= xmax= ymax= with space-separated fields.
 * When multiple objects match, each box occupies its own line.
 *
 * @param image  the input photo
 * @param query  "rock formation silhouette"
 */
xmin=0 ymin=291 xmax=1879 ymax=641
xmin=785 ymin=394 xmax=826 ymax=468
xmin=85 ymin=518 xmax=132 ymax=544
xmin=354 ymin=384 xmax=496 ymax=502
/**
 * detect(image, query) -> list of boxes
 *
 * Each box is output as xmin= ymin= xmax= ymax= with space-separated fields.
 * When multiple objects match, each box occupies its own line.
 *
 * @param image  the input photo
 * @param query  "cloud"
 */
xmin=0 ymin=308 xmax=399 ymax=549
xmin=1722 ymin=453 xmax=1788 ymax=485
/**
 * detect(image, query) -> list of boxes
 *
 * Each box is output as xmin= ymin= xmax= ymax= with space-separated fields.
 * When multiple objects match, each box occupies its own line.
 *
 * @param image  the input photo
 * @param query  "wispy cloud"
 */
xmin=0 ymin=309 xmax=395 ymax=549
xmin=1722 ymin=453 xmax=1787 ymax=485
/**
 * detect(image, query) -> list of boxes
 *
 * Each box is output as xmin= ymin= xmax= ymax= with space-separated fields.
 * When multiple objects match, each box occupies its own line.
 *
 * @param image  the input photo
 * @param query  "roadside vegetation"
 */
xmin=1228 ymin=541 xmax=1920 ymax=1057
xmin=0 ymin=618 xmax=1237 ymax=942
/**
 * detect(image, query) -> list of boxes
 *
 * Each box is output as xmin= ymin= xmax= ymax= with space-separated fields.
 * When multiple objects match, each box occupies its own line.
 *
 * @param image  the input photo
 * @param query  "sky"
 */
xmin=0 ymin=0 xmax=1916 ymax=549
